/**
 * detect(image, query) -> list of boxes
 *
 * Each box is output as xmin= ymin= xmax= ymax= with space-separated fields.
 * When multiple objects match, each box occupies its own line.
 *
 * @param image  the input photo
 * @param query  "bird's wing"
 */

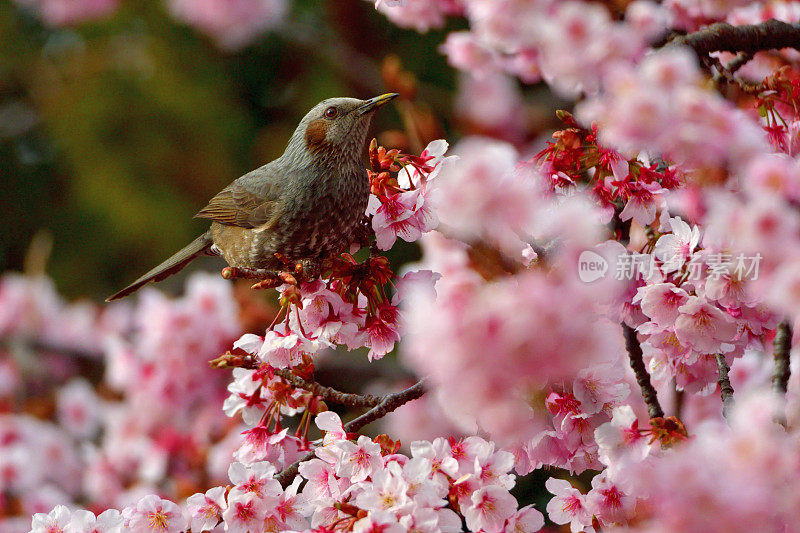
xmin=195 ymin=171 xmax=282 ymax=229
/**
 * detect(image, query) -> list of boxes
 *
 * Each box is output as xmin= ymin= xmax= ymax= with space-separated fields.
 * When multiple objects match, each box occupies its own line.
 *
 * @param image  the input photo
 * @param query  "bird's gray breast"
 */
xmin=271 ymin=161 xmax=368 ymax=259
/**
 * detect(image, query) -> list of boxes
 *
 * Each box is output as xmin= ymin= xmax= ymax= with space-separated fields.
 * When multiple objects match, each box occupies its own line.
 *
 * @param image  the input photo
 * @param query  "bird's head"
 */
xmin=290 ymin=94 xmax=398 ymax=160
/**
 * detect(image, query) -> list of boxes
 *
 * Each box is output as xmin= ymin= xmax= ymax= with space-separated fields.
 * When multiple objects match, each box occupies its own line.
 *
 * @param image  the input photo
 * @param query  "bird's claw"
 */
xmin=250 ymin=270 xmax=298 ymax=290
xmin=222 ymin=266 xmax=266 ymax=280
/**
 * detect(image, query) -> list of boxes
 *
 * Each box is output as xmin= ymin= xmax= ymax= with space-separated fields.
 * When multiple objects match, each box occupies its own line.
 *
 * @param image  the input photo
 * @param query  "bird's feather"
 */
xmin=195 ymin=174 xmax=282 ymax=229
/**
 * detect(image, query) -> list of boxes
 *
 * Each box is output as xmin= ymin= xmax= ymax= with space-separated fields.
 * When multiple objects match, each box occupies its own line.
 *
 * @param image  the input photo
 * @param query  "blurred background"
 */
xmin=0 ymin=0 xmax=562 ymax=300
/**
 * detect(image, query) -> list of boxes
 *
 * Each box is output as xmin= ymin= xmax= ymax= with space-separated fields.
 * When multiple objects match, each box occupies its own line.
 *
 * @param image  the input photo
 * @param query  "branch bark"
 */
xmin=275 ymin=380 xmax=426 ymax=487
xmin=273 ymin=368 xmax=382 ymax=409
xmin=772 ymin=319 xmax=793 ymax=426
xmin=623 ymin=324 xmax=664 ymax=419
xmin=715 ymin=353 xmax=735 ymax=420
xmin=669 ymin=19 xmax=800 ymax=55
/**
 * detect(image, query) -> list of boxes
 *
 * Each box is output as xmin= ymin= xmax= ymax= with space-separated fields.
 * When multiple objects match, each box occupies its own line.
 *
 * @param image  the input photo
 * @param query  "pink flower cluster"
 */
xmin=14 ymin=0 xmax=289 ymax=48
xmin=622 ymin=214 xmax=780 ymax=394
xmin=230 ymin=265 xmax=410 ymax=365
xmin=430 ymin=137 xmax=542 ymax=258
xmin=577 ymin=48 xmax=767 ymax=172
xmin=33 ymin=413 xmax=547 ymax=533
xmin=516 ymin=363 xmax=631 ymax=476
xmin=454 ymin=72 xmax=530 ymax=145
xmin=439 ymin=1 xmax=663 ymax=94
xmin=368 ymin=139 xmax=456 ymax=252
xmin=0 ymin=272 xmax=245 ymax=531
xmin=403 ymin=230 xmax=625 ymax=447
xmin=0 ymin=274 xmax=129 ymax=357
xmin=373 ymin=0 xmax=463 ymax=33
xmin=621 ymin=392 xmax=800 ymax=531
xmin=167 ymin=0 xmax=288 ymax=50
xmin=534 ymin=112 xmax=683 ymax=227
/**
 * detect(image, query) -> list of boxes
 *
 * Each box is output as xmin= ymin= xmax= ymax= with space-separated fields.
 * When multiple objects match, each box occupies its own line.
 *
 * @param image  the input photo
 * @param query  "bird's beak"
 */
xmin=357 ymin=93 xmax=399 ymax=116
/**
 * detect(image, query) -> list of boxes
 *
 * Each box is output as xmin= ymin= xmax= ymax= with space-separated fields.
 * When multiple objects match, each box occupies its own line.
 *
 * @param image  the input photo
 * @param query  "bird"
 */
xmin=106 ymin=93 xmax=399 ymax=301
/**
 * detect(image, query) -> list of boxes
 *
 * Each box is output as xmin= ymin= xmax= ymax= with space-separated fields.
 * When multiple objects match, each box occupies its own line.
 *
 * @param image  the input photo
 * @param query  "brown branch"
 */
xmin=623 ymin=324 xmax=664 ymax=419
xmin=715 ymin=353 xmax=735 ymax=420
xmin=669 ymin=19 xmax=800 ymax=56
xmin=7 ymin=335 xmax=388 ymax=411
xmin=772 ymin=319 xmax=793 ymax=426
xmin=273 ymin=368 xmax=382 ymax=408
xmin=275 ymin=379 xmax=426 ymax=487
xmin=343 ymin=380 xmax=426 ymax=432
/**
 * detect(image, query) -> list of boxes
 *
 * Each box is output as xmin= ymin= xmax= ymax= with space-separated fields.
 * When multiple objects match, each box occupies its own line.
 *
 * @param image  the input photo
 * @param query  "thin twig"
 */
xmin=772 ymin=319 xmax=793 ymax=426
xmin=702 ymin=54 xmax=761 ymax=94
xmin=622 ymin=324 xmax=664 ymax=419
xmin=726 ymin=51 xmax=754 ymax=73
xmin=715 ymin=353 xmax=735 ymax=420
xmin=273 ymin=368 xmax=382 ymax=408
xmin=275 ymin=380 xmax=426 ymax=487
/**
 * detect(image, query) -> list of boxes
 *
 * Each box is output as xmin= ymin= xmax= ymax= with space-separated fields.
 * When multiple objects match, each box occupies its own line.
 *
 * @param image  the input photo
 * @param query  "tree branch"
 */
xmin=623 ymin=324 xmax=664 ymax=419
xmin=275 ymin=379 xmax=426 ymax=487
xmin=772 ymin=319 xmax=793 ymax=426
xmin=273 ymin=368 xmax=382 ymax=408
xmin=715 ymin=353 xmax=735 ymax=420
xmin=669 ymin=19 xmax=800 ymax=56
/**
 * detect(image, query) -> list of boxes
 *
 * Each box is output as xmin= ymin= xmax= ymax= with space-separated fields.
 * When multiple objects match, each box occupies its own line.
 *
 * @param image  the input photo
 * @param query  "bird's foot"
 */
xmin=221 ymin=266 xmax=297 ymax=290
xmin=272 ymin=254 xmax=322 ymax=281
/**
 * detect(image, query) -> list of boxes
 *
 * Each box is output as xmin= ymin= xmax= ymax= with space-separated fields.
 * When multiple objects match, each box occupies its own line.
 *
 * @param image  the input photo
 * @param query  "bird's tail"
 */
xmin=106 ymin=232 xmax=213 ymax=301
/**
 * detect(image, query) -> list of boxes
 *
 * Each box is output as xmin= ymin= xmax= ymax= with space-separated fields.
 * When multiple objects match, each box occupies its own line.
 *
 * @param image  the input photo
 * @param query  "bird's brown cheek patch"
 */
xmin=305 ymin=119 xmax=329 ymax=150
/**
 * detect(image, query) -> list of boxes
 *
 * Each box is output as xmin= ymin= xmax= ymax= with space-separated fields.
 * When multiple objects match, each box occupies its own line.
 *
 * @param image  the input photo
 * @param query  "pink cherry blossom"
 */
xmin=56 ymin=379 xmax=101 ymax=440
xmin=227 ymin=461 xmax=281 ymax=502
xmin=674 ymin=296 xmax=738 ymax=354
xmin=327 ymin=436 xmax=384 ymax=483
xmin=361 ymin=305 xmax=400 ymax=361
xmin=373 ymin=0 xmax=461 ymax=32
xmin=633 ymin=282 xmax=690 ymax=327
xmin=221 ymin=493 xmax=267 ymax=533
xmin=258 ymin=325 xmax=318 ymax=368
xmin=504 ymin=504 xmax=545 ymax=533
xmin=125 ymin=495 xmax=186 ymax=533
xmin=653 ymin=216 xmax=701 ymax=273
xmin=585 ymin=473 xmax=635 ymax=526
xmin=185 ymin=486 xmax=226 ymax=533
xmin=545 ymin=478 xmax=593 ymax=533
xmin=594 ymin=406 xmax=653 ymax=468
xmin=619 ymin=181 xmax=667 ymax=226
xmin=66 ymin=509 xmax=123 ymax=533
xmin=354 ymin=461 xmax=413 ymax=515
xmin=271 ymin=477 xmax=309 ymax=530
xmin=167 ymin=0 xmax=288 ymax=50
xmin=351 ymin=510 xmax=405 ymax=533
xmin=463 ymin=485 xmax=518 ymax=533
xmin=441 ymin=31 xmax=501 ymax=77
xmin=30 ymin=505 xmax=71 ymax=533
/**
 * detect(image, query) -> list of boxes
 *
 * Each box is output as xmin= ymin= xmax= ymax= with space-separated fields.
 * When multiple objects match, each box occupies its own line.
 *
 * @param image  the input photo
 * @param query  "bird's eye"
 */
xmin=324 ymin=106 xmax=339 ymax=119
